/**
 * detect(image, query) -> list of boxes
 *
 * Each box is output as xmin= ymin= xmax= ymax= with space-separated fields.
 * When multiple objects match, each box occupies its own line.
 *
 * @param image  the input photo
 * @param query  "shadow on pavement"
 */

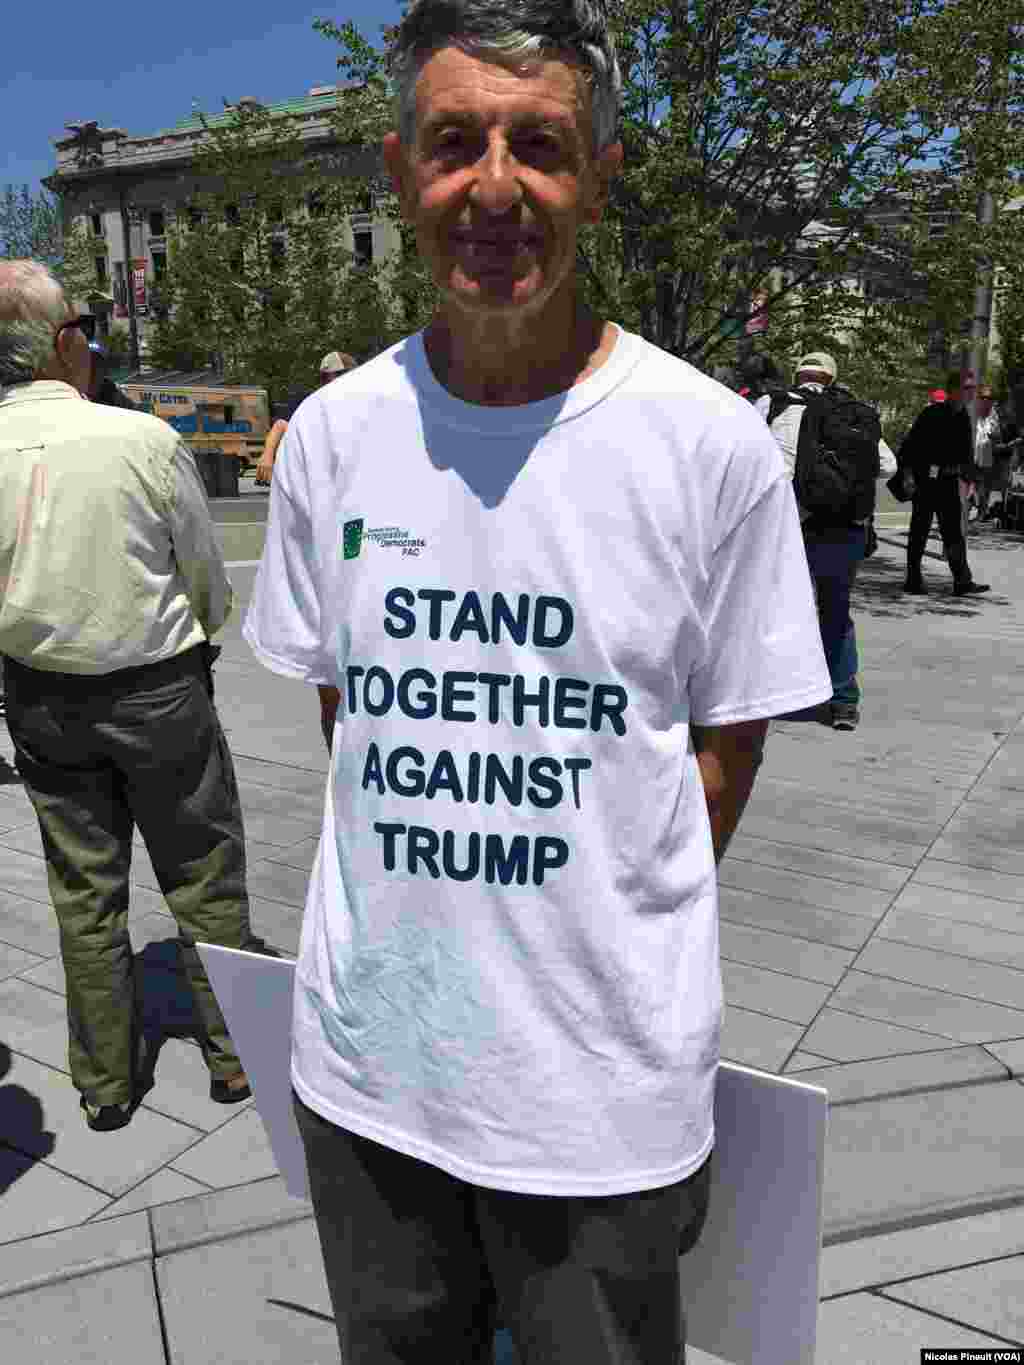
xmin=0 ymin=1039 xmax=56 ymax=1188
xmin=850 ymin=551 xmax=1008 ymax=620
xmin=135 ymin=939 xmax=207 ymax=1096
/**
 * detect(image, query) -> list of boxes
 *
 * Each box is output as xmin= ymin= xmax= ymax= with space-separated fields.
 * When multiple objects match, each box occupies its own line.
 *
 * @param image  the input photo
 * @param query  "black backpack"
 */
xmin=767 ymin=384 xmax=881 ymax=523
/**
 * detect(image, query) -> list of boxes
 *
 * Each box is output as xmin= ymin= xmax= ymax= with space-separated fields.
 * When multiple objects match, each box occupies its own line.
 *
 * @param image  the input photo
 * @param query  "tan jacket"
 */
xmin=0 ymin=380 xmax=232 ymax=674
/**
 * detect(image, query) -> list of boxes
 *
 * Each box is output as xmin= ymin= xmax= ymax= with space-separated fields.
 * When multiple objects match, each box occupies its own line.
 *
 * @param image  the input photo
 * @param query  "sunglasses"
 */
xmin=54 ymin=314 xmax=97 ymax=344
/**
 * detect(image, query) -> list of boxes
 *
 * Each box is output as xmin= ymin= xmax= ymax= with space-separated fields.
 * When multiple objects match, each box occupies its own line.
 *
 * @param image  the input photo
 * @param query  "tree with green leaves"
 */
xmin=312 ymin=0 xmax=1024 ymax=419
xmin=146 ymin=99 xmax=406 ymax=401
xmin=1 ymin=183 xmax=101 ymax=303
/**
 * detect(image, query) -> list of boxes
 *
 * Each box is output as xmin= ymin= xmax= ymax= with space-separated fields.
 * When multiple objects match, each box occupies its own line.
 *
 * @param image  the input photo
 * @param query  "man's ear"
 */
xmin=382 ymin=132 xmax=412 ymax=217
xmin=588 ymin=139 xmax=622 ymax=224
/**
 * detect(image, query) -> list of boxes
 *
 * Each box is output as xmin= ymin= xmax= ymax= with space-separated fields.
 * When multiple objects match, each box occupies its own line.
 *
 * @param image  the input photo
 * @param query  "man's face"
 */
xmin=383 ymin=46 xmax=621 ymax=322
xmin=978 ymin=388 xmax=994 ymax=416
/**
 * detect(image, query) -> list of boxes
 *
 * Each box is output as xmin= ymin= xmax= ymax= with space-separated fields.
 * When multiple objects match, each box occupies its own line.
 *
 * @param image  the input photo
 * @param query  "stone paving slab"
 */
xmin=718 ymin=920 xmax=856 ymax=985
xmin=2 ymin=1050 xmax=201 ymax=1201
xmin=721 ymin=960 xmax=833 ymax=1024
xmin=907 ymin=857 xmax=1024 ymax=904
xmin=157 ymin=1219 xmax=337 ymax=1365
xmin=718 ymin=886 xmax=881 ymax=949
xmin=883 ymin=1256 xmax=1024 ymax=1343
xmin=168 ymin=1105 xmax=280 ymax=1189
xmin=150 ymin=1174 xmax=311 ymax=1255
xmin=725 ymin=833 xmax=912 ymax=892
xmin=718 ymin=856 xmax=897 ymax=917
xmin=823 ymin=1082 xmax=1024 ymax=1239
xmin=988 ymin=1039 xmax=1024 ymax=1075
xmin=892 ymin=880 xmax=1024 ymax=933
xmin=808 ymin=1292 xmax=1013 ymax=1361
xmin=0 ymin=1261 xmax=166 ymax=1365
xmin=821 ymin=1201 xmax=1024 ymax=1297
xmin=753 ymin=771 xmax=965 ymax=822
xmin=732 ymin=811 xmax=930 ymax=867
xmin=929 ymin=833 xmax=1024 ymax=877
xmin=91 ymin=1168 xmax=210 ymax=1223
xmin=877 ymin=906 xmax=1024 ymax=972
xmin=719 ymin=1005 xmax=804 ymax=1071
xmin=784 ymin=1045 xmax=1008 ymax=1106
xmin=0 ymin=1210 xmax=150 ymax=1299
xmin=0 ymin=1147 xmax=109 ymax=1244
xmin=784 ymin=1051 xmax=838 ymax=1071
xmin=855 ymin=938 xmax=1024 ymax=1011
xmin=828 ymin=970 xmax=1024 ymax=1043
xmin=0 ymin=939 xmax=41 ymax=980
xmin=261 ymin=836 xmax=321 ymax=875
xmin=798 ymin=1008 xmax=973 ymax=1062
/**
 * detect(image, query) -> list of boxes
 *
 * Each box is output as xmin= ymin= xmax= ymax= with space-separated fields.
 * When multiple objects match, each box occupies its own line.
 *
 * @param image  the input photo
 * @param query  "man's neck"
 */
xmin=424 ymin=295 xmax=615 ymax=407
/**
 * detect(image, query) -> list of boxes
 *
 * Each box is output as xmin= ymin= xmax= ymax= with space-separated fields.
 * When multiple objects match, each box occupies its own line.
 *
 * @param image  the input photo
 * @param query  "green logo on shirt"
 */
xmin=343 ymin=518 xmax=364 ymax=560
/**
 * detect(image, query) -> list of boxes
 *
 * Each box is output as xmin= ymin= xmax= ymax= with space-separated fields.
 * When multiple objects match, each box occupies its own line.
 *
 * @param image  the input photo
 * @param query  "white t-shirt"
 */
xmin=244 ymin=325 xmax=831 ymax=1197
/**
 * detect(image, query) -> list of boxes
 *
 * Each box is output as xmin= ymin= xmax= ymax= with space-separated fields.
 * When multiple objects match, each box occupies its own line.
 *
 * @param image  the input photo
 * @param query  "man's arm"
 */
xmin=255 ymin=420 xmax=289 ymax=485
xmin=318 ymin=686 xmax=341 ymax=752
xmin=691 ymin=719 xmax=769 ymax=863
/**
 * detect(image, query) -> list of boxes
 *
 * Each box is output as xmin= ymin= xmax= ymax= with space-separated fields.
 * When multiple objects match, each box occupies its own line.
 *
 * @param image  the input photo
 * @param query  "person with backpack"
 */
xmin=895 ymin=373 xmax=990 ymax=595
xmin=757 ymin=352 xmax=893 ymax=732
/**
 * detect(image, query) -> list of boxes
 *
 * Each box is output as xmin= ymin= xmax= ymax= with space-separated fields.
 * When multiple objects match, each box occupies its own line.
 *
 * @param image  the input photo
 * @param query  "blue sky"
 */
xmin=4 ymin=2 xmax=398 ymax=193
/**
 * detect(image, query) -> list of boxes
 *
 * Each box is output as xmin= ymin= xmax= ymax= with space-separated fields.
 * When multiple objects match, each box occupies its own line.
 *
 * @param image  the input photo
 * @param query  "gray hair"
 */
xmin=0 ymin=259 xmax=68 ymax=386
xmin=391 ymin=0 xmax=622 ymax=153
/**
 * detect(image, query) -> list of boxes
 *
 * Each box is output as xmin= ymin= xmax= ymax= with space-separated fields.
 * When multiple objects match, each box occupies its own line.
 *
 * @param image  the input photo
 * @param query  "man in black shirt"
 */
xmin=896 ymin=372 xmax=990 ymax=595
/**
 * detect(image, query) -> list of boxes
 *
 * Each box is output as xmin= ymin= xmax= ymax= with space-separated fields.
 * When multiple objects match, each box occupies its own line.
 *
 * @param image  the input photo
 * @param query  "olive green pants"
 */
xmin=5 ymin=647 xmax=258 ymax=1108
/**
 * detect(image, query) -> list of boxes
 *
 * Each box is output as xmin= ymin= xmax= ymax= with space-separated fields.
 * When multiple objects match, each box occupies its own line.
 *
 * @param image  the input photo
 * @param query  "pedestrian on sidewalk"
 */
xmin=0 ymin=259 xmax=260 ymax=1133
xmin=896 ymin=372 xmax=990 ymax=595
xmin=756 ymin=352 xmax=894 ymax=732
xmin=244 ymin=3 xmax=831 ymax=1363
xmin=254 ymin=350 xmax=357 ymax=486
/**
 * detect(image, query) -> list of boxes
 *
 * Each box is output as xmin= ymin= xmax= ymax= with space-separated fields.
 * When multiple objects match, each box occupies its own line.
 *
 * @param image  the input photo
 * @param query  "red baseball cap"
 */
xmin=929 ymin=388 xmax=947 ymax=402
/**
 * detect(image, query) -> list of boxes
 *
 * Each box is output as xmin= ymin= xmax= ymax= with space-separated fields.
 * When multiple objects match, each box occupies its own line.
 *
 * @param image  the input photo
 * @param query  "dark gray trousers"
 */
xmin=4 ymin=646 xmax=258 ymax=1107
xmin=294 ymin=1092 xmax=712 ymax=1365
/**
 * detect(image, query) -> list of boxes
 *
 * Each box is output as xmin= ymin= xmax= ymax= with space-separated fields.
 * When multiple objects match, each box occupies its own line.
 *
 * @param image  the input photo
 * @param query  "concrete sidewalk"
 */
xmin=1 ymin=525 xmax=1023 ymax=1361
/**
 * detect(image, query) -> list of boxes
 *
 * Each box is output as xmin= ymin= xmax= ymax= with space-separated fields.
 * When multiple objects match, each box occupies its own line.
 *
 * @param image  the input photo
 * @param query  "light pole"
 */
xmin=118 ymin=193 xmax=142 ymax=373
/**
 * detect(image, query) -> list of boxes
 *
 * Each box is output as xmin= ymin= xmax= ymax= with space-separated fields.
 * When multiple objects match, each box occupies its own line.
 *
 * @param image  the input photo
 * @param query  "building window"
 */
xmin=152 ymin=251 xmax=167 ymax=281
xmin=148 ymin=209 xmax=165 ymax=238
xmin=95 ymin=256 xmax=108 ymax=287
xmin=353 ymin=230 xmax=373 ymax=267
xmin=91 ymin=213 xmax=104 ymax=238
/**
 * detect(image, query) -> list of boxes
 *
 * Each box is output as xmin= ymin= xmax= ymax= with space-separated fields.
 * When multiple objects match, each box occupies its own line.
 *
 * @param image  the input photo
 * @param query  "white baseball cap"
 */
xmin=319 ymin=351 xmax=355 ymax=375
xmin=795 ymin=351 xmax=837 ymax=380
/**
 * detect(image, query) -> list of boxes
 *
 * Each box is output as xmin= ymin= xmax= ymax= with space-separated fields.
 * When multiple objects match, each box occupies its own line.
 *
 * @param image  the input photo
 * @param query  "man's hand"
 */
xmin=255 ymin=419 xmax=288 ymax=486
xmin=691 ymin=719 xmax=769 ymax=863
xmin=318 ymin=686 xmax=341 ymax=753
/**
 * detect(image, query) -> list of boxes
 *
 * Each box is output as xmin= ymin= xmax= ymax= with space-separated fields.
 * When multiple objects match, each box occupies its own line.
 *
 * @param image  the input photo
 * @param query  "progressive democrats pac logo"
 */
xmin=343 ymin=518 xmax=364 ymax=560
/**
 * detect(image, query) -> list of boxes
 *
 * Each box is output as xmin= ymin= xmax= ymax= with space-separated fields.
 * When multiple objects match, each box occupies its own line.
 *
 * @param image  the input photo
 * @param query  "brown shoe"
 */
xmin=210 ymin=1072 xmax=252 ymax=1104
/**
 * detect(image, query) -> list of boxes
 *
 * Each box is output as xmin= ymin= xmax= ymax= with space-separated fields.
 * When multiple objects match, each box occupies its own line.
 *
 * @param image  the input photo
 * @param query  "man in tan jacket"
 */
xmin=0 ymin=260 xmax=259 ymax=1131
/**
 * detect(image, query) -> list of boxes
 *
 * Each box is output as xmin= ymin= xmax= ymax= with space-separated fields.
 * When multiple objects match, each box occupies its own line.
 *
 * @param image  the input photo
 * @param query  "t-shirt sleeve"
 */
xmin=243 ymin=422 xmax=331 ymax=684
xmin=688 ymin=475 xmax=832 ymax=726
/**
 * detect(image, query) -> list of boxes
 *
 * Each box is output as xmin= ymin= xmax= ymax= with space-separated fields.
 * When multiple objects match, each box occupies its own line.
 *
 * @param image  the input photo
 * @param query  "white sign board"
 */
xmin=197 ymin=943 xmax=827 ymax=1365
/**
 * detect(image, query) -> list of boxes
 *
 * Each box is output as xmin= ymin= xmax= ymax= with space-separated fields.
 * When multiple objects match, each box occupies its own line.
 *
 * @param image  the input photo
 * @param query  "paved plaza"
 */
xmin=1 ymin=495 xmax=1024 ymax=1361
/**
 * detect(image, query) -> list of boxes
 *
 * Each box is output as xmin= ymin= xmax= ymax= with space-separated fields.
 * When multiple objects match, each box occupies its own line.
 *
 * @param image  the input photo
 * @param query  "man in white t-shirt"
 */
xmin=244 ymin=3 xmax=831 ymax=1362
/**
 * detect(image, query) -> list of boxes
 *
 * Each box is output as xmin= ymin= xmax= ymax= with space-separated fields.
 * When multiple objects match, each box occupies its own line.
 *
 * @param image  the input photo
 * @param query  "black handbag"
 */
xmin=886 ymin=469 xmax=912 ymax=503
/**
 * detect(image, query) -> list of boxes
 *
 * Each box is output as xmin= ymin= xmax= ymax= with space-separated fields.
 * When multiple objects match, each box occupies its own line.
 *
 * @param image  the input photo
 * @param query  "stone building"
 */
xmin=45 ymin=87 xmax=399 ymax=359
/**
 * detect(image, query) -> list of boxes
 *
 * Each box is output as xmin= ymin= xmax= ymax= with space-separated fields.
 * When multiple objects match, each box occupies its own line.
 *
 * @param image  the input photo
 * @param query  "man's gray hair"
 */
xmin=391 ymin=0 xmax=622 ymax=152
xmin=0 ymin=259 xmax=68 ymax=387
